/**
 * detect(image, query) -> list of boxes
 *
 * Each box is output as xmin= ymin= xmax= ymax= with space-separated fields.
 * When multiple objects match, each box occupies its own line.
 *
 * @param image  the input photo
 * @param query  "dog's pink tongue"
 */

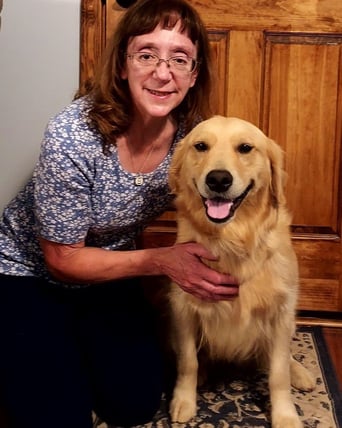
xmin=205 ymin=199 xmax=233 ymax=219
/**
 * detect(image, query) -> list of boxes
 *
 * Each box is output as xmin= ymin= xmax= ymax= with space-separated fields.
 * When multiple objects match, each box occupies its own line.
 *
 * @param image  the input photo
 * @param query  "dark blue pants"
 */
xmin=0 ymin=274 xmax=164 ymax=428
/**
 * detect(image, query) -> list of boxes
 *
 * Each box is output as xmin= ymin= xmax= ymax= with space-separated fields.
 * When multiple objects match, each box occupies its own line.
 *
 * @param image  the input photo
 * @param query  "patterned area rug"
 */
xmin=94 ymin=326 xmax=342 ymax=428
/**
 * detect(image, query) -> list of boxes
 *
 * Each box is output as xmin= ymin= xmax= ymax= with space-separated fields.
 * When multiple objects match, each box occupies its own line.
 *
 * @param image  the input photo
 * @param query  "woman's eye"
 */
xmin=194 ymin=141 xmax=208 ymax=152
xmin=238 ymin=143 xmax=253 ymax=154
xmin=173 ymin=57 xmax=187 ymax=65
xmin=138 ymin=53 xmax=155 ymax=61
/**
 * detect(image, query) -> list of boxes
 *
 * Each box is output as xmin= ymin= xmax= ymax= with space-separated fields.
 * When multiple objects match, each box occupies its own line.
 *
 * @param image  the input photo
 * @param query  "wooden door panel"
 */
xmin=264 ymin=35 xmax=342 ymax=230
xmin=208 ymin=32 xmax=229 ymax=116
xmin=80 ymin=0 xmax=105 ymax=91
xmin=226 ymin=31 xmax=264 ymax=123
xmin=293 ymin=238 xmax=340 ymax=310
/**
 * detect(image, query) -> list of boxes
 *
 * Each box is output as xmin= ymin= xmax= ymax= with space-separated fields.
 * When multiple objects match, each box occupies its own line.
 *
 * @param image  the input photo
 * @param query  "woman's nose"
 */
xmin=153 ymin=61 xmax=172 ymax=80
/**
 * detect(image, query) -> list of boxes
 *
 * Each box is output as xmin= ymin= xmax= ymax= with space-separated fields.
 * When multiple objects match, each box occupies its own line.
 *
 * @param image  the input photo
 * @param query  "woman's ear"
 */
xmin=189 ymin=69 xmax=198 ymax=88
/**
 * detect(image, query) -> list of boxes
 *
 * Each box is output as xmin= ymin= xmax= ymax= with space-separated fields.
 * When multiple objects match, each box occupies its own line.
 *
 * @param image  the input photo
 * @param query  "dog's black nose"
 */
xmin=206 ymin=170 xmax=233 ymax=193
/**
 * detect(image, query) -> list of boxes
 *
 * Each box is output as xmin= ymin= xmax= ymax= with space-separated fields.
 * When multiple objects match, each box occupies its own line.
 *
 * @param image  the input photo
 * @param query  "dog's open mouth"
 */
xmin=202 ymin=181 xmax=254 ymax=223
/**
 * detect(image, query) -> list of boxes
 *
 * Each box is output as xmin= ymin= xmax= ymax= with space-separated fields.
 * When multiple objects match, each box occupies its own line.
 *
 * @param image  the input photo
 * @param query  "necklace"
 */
xmin=127 ymin=142 xmax=155 ymax=186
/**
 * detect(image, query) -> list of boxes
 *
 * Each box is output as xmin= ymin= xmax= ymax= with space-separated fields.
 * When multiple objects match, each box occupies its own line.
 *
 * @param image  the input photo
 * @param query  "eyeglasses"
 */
xmin=126 ymin=52 xmax=199 ymax=73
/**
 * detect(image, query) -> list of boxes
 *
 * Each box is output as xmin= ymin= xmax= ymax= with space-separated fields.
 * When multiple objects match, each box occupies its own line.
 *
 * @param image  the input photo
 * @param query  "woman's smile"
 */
xmin=147 ymin=88 xmax=175 ymax=97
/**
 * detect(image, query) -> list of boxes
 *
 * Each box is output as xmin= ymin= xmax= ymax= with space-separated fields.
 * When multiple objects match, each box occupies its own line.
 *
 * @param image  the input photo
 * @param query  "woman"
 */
xmin=0 ymin=1 xmax=239 ymax=427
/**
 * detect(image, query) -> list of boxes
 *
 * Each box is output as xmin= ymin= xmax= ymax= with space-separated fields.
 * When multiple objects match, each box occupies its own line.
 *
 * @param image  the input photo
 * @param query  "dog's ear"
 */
xmin=168 ymin=137 xmax=186 ymax=195
xmin=267 ymin=138 xmax=287 ymax=207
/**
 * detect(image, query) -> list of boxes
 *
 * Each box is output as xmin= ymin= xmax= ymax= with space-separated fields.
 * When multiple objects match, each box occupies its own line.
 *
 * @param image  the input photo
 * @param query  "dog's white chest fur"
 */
xmin=170 ymin=283 xmax=291 ymax=364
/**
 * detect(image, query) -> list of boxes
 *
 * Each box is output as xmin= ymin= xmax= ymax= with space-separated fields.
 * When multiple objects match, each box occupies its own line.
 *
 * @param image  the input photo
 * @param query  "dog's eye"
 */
xmin=238 ymin=143 xmax=253 ymax=154
xmin=194 ymin=141 xmax=208 ymax=152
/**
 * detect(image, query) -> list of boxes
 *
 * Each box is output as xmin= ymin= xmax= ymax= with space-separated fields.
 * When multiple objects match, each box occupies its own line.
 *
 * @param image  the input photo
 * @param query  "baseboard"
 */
xmin=297 ymin=310 xmax=342 ymax=328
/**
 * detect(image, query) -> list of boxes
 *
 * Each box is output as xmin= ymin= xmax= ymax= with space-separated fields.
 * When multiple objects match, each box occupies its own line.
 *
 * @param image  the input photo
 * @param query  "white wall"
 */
xmin=0 ymin=0 xmax=80 ymax=211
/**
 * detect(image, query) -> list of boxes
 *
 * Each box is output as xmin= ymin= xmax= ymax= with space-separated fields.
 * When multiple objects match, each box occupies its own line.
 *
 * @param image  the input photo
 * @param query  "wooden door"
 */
xmin=80 ymin=0 xmax=342 ymax=313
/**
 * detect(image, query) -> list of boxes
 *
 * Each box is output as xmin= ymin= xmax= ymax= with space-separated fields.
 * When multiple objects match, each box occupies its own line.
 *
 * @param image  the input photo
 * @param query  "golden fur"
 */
xmin=168 ymin=116 xmax=315 ymax=428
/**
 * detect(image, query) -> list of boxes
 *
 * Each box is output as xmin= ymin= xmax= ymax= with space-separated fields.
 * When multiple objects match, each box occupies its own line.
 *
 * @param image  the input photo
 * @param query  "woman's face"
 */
xmin=121 ymin=21 xmax=198 ymax=121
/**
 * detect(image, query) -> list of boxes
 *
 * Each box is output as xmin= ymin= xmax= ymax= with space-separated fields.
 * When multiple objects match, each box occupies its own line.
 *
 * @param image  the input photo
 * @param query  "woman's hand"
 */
xmin=157 ymin=242 xmax=239 ymax=302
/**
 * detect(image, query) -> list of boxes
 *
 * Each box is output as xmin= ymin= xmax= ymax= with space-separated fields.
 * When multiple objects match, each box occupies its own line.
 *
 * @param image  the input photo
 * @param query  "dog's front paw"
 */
xmin=169 ymin=396 xmax=197 ymax=423
xmin=272 ymin=414 xmax=302 ymax=428
xmin=290 ymin=358 xmax=316 ymax=391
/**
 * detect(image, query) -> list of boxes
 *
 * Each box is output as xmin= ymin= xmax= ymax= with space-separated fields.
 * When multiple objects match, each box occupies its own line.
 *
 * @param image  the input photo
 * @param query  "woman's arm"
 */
xmin=39 ymin=238 xmax=239 ymax=301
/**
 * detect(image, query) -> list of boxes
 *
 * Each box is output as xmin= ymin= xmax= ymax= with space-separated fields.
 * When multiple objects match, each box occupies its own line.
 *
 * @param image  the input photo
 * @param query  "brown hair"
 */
xmin=79 ymin=0 xmax=214 ymax=154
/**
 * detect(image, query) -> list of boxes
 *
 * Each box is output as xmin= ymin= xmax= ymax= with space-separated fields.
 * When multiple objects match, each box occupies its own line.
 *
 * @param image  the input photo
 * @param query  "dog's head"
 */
xmin=169 ymin=116 xmax=285 ymax=224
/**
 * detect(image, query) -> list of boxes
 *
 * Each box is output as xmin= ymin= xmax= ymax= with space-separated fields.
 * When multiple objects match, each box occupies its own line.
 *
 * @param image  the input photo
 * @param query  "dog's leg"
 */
xmin=169 ymin=307 xmax=199 ymax=423
xmin=268 ymin=325 xmax=303 ymax=428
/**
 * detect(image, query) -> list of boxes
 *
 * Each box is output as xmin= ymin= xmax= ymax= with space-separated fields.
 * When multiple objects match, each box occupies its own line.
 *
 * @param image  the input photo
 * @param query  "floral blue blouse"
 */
xmin=0 ymin=96 xmax=185 ymax=282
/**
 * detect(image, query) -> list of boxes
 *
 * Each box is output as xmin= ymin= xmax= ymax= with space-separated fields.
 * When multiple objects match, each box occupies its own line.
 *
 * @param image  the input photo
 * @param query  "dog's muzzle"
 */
xmin=201 ymin=170 xmax=254 ymax=223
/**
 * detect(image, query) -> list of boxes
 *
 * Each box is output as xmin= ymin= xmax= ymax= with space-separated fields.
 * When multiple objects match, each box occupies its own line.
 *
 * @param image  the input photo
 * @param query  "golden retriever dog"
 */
xmin=167 ymin=116 xmax=315 ymax=428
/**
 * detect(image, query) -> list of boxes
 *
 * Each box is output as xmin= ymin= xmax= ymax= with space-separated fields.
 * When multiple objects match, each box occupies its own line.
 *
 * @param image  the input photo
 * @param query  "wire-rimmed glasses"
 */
xmin=126 ymin=52 xmax=199 ymax=73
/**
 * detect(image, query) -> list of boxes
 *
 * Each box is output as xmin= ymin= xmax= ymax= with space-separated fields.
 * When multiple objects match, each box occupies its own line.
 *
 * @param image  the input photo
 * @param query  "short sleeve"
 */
xmin=34 ymin=109 xmax=96 ymax=244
